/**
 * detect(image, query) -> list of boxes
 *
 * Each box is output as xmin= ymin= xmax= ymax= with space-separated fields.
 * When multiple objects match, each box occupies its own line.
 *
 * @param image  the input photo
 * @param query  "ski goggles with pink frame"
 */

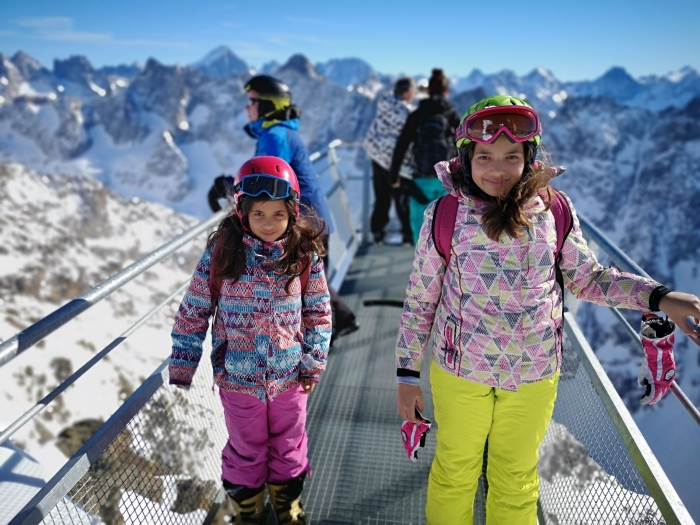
xmin=456 ymin=105 xmax=541 ymax=146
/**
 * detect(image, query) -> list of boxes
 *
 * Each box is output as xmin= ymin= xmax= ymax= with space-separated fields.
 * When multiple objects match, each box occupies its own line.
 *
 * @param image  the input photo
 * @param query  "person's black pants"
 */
xmin=369 ymin=161 xmax=412 ymax=243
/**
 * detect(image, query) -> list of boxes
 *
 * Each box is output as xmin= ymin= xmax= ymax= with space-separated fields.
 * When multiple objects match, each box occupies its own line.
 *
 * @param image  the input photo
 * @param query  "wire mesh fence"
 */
xmin=34 ymin=342 xmax=228 ymax=525
xmin=537 ymin=333 xmax=667 ymax=525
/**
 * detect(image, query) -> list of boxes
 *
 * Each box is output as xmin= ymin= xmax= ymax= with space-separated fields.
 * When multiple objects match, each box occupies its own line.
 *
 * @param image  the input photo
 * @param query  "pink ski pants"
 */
xmin=219 ymin=385 xmax=310 ymax=488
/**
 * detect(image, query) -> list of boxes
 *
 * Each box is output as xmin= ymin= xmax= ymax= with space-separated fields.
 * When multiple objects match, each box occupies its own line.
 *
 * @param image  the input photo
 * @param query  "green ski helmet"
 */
xmin=455 ymin=95 xmax=542 ymax=148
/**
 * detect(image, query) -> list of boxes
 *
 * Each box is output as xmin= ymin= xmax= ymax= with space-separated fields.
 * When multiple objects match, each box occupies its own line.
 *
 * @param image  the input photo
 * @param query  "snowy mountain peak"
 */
xmin=667 ymin=66 xmax=699 ymax=83
xmin=599 ymin=66 xmax=636 ymax=84
xmin=54 ymin=55 xmax=95 ymax=84
xmin=316 ymin=57 xmax=375 ymax=88
xmin=11 ymin=51 xmax=46 ymax=79
xmin=278 ymin=54 xmax=321 ymax=79
xmin=525 ymin=67 xmax=556 ymax=82
xmin=191 ymin=46 xmax=249 ymax=78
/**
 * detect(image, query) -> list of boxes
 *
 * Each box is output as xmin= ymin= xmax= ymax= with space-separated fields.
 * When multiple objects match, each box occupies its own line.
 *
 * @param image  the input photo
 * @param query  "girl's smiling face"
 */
xmin=247 ymin=199 xmax=289 ymax=241
xmin=470 ymin=135 xmax=526 ymax=197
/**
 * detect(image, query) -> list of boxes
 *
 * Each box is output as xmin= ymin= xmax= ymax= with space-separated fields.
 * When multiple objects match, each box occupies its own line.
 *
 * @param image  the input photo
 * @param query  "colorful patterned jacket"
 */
xmin=170 ymin=233 xmax=332 ymax=400
xmin=396 ymin=161 xmax=661 ymax=391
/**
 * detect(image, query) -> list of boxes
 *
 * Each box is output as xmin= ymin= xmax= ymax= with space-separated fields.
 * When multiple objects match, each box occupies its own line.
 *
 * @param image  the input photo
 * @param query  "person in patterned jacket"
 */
xmin=395 ymin=95 xmax=700 ymax=524
xmin=363 ymin=77 xmax=416 ymax=244
xmin=170 ymin=156 xmax=331 ymax=525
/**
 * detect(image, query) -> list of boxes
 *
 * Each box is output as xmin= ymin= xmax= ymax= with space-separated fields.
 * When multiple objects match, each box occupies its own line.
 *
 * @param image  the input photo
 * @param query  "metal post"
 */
xmin=361 ymin=155 xmax=372 ymax=245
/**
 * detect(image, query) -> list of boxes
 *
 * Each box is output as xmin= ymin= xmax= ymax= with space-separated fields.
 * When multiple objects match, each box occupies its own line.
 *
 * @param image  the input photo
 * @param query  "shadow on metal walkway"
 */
xmin=300 ymin=243 xmax=431 ymax=525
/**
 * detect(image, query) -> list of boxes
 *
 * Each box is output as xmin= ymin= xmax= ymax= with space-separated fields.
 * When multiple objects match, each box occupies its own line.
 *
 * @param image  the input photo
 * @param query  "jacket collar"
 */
xmin=243 ymin=232 xmax=288 ymax=259
xmin=244 ymin=117 xmax=300 ymax=138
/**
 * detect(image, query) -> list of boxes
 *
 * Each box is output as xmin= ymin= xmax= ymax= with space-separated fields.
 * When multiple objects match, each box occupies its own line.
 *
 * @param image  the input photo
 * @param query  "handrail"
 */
xmin=0 ymin=281 xmax=190 ymax=447
xmin=578 ymin=214 xmax=700 ymax=426
xmin=0 ymin=209 xmax=227 ymax=368
xmin=564 ymin=312 xmax=695 ymax=525
xmin=0 ymin=139 xmax=365 ymax=370
xmin=9 ymin=361 xmax=173 ymax=525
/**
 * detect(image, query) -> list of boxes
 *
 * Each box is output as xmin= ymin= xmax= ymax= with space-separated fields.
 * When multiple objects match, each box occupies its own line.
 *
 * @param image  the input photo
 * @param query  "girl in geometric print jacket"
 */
xmin=170 ymin=156 xmax=331 ymax=525
xmin=395 ymin=95 xmax=700 ymax=525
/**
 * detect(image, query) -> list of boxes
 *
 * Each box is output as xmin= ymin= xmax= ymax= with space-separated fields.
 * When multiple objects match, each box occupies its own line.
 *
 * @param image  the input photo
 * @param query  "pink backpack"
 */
xmin=431 ymin=189 xmax=573 ymax=291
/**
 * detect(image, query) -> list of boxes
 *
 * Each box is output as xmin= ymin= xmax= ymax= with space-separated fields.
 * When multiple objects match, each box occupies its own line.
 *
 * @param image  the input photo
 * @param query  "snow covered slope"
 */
xmin=0 ymin=161 xmax=204 ymax=488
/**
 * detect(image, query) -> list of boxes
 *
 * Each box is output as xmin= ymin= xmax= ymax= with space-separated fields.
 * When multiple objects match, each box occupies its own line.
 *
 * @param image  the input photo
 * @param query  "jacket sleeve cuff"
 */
xmin=169 ymin=377 xmax=192 ymax=388
xmin=649 ymin=285 xmax=672 ymax=312
xmin=397 ymin=368 xmax=420 ymax=385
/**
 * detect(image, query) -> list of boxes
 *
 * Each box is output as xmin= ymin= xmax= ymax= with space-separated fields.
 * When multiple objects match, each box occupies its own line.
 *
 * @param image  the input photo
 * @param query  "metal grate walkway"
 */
xmin=295 ymin=243 xmax=432 ymax=525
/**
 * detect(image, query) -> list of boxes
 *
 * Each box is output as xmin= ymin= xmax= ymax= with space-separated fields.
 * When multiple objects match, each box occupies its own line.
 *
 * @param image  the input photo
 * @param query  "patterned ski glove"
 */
xmin=638 ymin=313 xmax=676 ymax=405
xmin=400 ymin=408 xmax=431 ymax=462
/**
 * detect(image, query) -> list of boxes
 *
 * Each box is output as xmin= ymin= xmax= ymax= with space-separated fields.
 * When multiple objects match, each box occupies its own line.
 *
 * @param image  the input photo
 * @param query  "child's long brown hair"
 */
xmin=454 ymin=141 xmax=555 ymax=241
xmin=207 ymin=195 xmax=327 ymax=293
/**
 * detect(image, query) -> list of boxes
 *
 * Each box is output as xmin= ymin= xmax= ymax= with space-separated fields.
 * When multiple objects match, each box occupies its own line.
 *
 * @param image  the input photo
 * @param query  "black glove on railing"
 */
xmin=207 ymin=175 xmax=229 ymax=213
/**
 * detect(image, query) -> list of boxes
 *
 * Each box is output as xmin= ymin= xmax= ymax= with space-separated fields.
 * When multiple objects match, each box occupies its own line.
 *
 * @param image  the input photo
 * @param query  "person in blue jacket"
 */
xmin=208 ymin=75 xmax=358 ymax=344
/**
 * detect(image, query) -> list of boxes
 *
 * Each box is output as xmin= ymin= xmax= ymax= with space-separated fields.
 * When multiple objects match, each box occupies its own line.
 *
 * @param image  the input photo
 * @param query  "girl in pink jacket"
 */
xmin=395 ymin=95 xmax=700 ymax=524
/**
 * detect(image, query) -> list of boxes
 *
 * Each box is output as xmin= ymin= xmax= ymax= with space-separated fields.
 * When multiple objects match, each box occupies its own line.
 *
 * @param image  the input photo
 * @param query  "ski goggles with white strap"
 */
xmin=236 ymin=174 xmax=296 ymax=199
xmin=456 ymin=105 xmax=541 ymax=146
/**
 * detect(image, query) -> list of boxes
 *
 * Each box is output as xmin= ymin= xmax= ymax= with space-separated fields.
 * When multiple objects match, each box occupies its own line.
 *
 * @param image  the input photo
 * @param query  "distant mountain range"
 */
xmin=1 ymin=46 xmax=700 ymax=519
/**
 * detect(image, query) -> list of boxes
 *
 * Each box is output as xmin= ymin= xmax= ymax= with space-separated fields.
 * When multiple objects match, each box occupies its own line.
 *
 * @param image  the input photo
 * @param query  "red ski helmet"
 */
xmin=234 ymin=156 xmax=301 ymax=223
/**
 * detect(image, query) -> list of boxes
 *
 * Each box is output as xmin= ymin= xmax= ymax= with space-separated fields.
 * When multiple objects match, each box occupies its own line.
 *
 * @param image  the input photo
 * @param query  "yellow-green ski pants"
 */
xmin=427 ymin=362 xmax=559 ymax=525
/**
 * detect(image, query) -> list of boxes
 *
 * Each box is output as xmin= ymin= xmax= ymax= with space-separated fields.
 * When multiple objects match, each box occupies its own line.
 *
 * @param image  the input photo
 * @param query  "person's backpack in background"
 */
xmin=414 ymin=114 xmax=453 ymax=176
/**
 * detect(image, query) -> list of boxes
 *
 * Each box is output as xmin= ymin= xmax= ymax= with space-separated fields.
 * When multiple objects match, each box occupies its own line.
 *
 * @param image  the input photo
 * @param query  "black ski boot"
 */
xmin=266 ymin=474 xmax=307 ymax=524
xmin=223 ymin=480 xmax=265 ymax=525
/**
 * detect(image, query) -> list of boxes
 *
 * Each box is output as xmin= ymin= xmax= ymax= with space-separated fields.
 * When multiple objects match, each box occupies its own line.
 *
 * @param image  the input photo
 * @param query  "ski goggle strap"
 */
xmin=237 ymin=174 xmax=295 ymax=199
xmin=456 ymin=105 xmax=541 ymax=147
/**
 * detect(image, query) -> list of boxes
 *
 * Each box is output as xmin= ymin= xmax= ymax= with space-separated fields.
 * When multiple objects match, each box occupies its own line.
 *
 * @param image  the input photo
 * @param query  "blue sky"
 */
xmin=1 ymin=0 xmax=699 ymax=82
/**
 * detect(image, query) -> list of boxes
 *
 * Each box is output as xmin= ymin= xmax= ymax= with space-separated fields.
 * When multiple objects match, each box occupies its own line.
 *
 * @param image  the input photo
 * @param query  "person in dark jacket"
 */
xmin=389 ymin=69 xmax=461 ymax=244
xmin=208 ymin=75 xmax=358 ymax=345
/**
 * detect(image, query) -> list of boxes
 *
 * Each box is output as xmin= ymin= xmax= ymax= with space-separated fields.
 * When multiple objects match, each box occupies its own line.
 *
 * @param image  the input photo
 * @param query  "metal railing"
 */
xmin=537 ymin=313 xmax=694 ymax=524
xmin=3 ymin=140 xmax=362 ymax=524
xmin=577 ymin=215 xmax=700 ymax=427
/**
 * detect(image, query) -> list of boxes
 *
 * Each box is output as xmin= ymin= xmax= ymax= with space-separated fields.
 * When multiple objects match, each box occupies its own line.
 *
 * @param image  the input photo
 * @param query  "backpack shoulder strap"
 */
xmin=431 ymin=194 xmax=459 ymax=266
xmin=546 ymin=189 xmax=573 ymax=261
xmin=209 ymin=242 xmax=222 ymax=311
xmin=299 ymin=254 xmax=312 ymax=292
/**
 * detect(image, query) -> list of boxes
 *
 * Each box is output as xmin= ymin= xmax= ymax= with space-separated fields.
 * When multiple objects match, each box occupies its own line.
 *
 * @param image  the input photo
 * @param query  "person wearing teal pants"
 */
xmin=389 ymin=68 xmax=460 ymax=245
xmin=409 ymin=177 xmax=446 ymax=245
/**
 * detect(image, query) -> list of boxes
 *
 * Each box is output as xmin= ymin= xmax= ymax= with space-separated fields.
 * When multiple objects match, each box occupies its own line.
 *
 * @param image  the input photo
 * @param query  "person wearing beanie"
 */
xmin=389 ymin=69 xmax=461 ymax=244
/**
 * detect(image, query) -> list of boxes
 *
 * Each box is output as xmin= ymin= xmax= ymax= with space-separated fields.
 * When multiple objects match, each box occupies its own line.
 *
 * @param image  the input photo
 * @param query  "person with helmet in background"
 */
xmin=208 ymin=75 xmax=359 ymax=345
xmin=389 ymin=68 xmax=461 ymax=245
xmin=172 ymin=156 xmax=332 ymax=525
xmin=395 ymin=94 xmax=700 ymax=524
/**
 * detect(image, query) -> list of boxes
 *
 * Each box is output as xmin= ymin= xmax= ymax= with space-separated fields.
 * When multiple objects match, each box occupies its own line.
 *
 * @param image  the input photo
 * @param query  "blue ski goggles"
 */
xmin=237 ymin=174 xmax=294 ymax=199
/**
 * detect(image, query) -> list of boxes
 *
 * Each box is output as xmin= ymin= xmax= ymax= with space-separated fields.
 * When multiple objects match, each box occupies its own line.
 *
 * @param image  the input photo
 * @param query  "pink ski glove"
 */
xmin=400 ymin=408 xmax=431 ymax=462
xmin=638 ymin=313 xmax=676 ymax=405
